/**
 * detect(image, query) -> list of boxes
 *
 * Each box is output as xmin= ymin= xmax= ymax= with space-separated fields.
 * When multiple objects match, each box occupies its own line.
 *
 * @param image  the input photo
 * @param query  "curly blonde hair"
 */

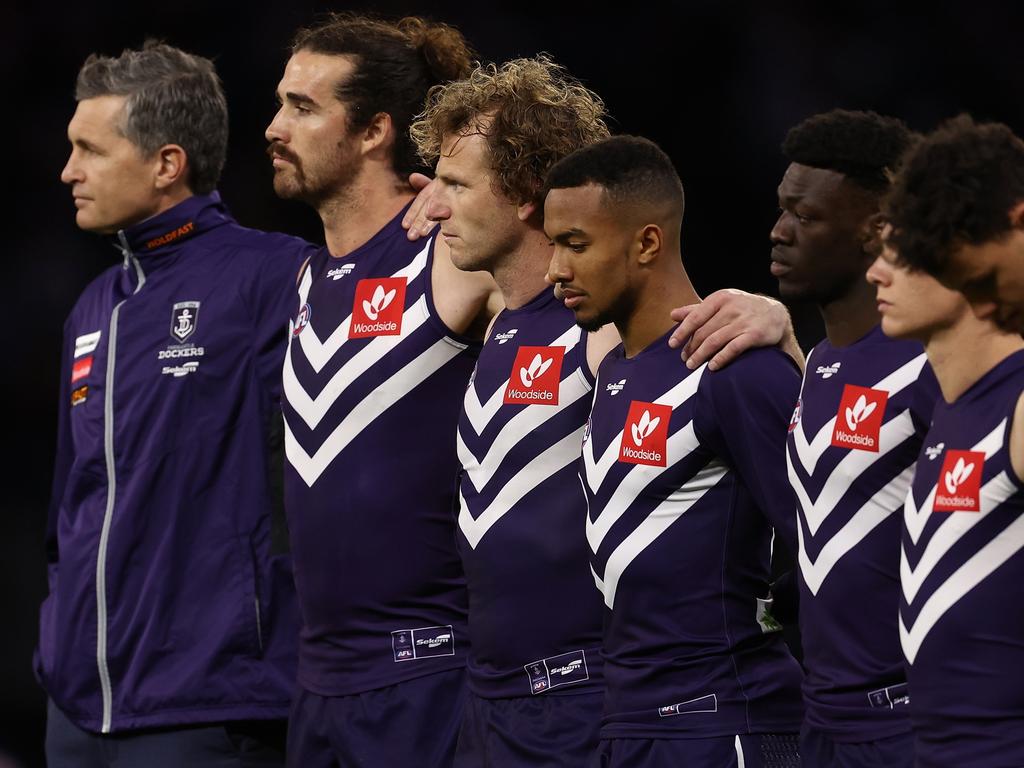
xmin=411 ymin=56 xmax=610 ymax=205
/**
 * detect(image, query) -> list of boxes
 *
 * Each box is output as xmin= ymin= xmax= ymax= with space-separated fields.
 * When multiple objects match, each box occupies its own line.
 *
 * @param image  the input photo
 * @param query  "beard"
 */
xmin=267 ymin=137 xmax=363 ymax=206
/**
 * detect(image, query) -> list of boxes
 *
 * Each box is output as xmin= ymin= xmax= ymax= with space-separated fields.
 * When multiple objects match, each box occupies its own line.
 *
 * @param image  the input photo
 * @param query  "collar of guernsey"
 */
xmin=115 ymin=191 xmax=232 ymax=258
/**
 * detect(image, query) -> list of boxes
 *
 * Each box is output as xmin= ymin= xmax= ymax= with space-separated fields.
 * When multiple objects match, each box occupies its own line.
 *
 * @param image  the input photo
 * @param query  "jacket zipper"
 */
xmin=96 ymin=233 xmax=146 ymax=733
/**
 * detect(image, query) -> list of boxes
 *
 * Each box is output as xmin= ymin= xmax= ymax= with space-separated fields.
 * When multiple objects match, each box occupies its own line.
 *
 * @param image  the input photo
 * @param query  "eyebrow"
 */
xmin=550 ymin=229 xmax=587 ymax=243
xmin=279 ymin=90 xmax=318 ymax=108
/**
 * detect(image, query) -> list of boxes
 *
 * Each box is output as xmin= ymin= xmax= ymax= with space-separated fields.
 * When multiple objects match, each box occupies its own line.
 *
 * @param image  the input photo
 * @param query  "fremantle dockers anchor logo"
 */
xmin=171 ymin=301 xmax=200 ymax=343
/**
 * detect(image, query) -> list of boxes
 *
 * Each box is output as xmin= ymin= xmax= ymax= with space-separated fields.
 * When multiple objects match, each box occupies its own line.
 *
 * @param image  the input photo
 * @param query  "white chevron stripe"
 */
xmin=458 ymin=427 xmax=587 ymax=549
xmin=284 ymin=337 xmax=464 ymax=486
xmin=586 ymin=422 xmax=701 ymax=553
xmin=901 ymin=501 xmax=1024 ymax=664
xmin=791 ymin=353 xmax=928 ymax=474
xmin=584 ymin=364 xmax=707 ymax=494
xmin=799 ymin=465 xmax=914 ymax=595
xmin=284 ymin=295 xmax=429 ymax=429
xmin=902 ymin=471 xmax=1018 ymax=603
xmin=591 ymin=565 xmax=604 ymax=593
xmin=458 ymin=372 xmax=590 ymax=490
xmin=599 ymin=459 xmax=729 ymax=608
xmin=789 ymin=410 xmax=916 ymax=536
xmin=297 ymin=243 xmax=430 ymax=373
xmin=462 ymin=325 xmax=582 ymax=435
xmin=905 ymin=420 xmax=1006 ymax=544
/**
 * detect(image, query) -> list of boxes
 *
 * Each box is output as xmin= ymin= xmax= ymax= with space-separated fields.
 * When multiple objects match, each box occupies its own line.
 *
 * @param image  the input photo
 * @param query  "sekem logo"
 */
xmin=504 ymin=346 xmax=565 ymax=405
xmin=349 ymin=277 xmax=407 ymax=338
xmin=933 ymin=449 xmax=985 ymax=512
xmin=830 ymin=384 xmax=888 ymax=452
xmin=619 ymin=401 xmax=672 ymax=466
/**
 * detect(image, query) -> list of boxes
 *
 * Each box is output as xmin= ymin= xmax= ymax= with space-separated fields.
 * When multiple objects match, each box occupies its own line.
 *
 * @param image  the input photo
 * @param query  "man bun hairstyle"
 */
xmin=292 ymin=13 xmax=474 ymax=178
xmin=75 ymin=40 xmax=228 ymax=195
xmin=782 ymin=109 xmax=913 ymax=193
xmin=411 ymin=56 xmax=610 ymax=207
xmin=544 ymin=135 xmax=684 ymax=216
xmin=885 ymin=114 xmax=1024 ymax=275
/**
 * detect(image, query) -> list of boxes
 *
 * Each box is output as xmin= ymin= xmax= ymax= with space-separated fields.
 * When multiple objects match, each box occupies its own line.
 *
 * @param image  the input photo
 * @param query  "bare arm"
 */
xmin=401 ymin=173 xmax=440 ymax=241
xmin=1009 ymin=390 xmax=1024 ymax=483
xmin=667 ymin=288 xmax=805 ymax=372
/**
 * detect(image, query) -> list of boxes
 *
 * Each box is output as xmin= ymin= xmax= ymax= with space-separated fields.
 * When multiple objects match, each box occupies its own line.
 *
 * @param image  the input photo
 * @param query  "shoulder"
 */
xmin=702 ymin=346 xmax=801 ymax=393
xmin=196 ymin=222 xmax=318 ymax=262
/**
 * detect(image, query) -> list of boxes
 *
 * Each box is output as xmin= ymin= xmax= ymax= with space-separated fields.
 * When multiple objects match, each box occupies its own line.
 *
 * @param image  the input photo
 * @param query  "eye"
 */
xmin=569 ymin=243 xmax=587 ymax=254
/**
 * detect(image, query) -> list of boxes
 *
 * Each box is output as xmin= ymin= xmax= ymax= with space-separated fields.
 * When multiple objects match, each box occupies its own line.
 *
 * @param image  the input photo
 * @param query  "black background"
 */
xmin=5 ymin=1 xmax=1023 ymax=765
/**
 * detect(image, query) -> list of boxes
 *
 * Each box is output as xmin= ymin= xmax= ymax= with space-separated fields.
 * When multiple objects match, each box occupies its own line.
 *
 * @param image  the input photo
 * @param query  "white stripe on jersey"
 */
xmin=735 ymin=735 xmax=746 ymax=768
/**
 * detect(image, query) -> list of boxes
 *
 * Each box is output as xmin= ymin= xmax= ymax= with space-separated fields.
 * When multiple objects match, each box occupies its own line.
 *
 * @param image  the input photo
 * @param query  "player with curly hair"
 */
xmin=885 ymin=115 xmax=1024 ymax=331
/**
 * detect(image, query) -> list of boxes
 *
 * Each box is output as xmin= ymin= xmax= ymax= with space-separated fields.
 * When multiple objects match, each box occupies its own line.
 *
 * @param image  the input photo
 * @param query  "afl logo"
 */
xmin=293 ymin=303 xmax=311 ymax=337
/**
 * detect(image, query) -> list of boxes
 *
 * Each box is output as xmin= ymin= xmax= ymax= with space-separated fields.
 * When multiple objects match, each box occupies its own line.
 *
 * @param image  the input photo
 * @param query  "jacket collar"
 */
xmin=116 ymin=192 xmax=231 ymax=260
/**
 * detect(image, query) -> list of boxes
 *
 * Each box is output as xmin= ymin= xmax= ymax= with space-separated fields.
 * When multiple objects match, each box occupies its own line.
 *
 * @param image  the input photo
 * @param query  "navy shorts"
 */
xmin=454 ymin=691 xmax=602 ymax=767
xmin=800 ymin=725 xmax=913 ymax=768
xmin=593 ymin=733 xmax=800 ymax=768
xmin=45 ymin=700 xmax=286 ymax=768
xmin=287 ymin=667 xmax=466 ymax=768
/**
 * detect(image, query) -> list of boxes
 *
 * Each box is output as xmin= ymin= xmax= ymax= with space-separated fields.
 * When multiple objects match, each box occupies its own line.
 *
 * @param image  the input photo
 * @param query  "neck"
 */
xmin=319 ymin=168 xmax=413 ymax=257
xmin=491 ymin=230 xmax=554 ymax=310
xmin=619 ymin=261 xmax=700 ymax=357
xmin=820 ymin=276 xmax=880 ymax=347
xmin=925 ymin=320 xmax=1024 ymax=403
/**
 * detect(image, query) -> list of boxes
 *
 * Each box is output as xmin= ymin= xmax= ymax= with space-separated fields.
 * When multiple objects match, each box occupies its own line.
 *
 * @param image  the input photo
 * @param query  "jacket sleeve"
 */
xmin=694 ymin=348 xmax=802 ymax=556
xmin=45 ymin=317 xmax=77 ymax=585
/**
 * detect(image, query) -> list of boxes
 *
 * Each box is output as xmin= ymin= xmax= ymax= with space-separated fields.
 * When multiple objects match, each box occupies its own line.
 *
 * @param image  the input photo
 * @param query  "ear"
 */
xmin=636 ymin=224 xmax=663 ymax=266
xmin=1009 ymin=200 xmax=1024 ymax=229
xmin=968 ymin=298 xmax=1000 ymax=322
xmin=362 ymin=111 xmax=394 ymax=155
xmin=861 ymin=211 xmax=886 ymax=258
xmin=516 ymin=200 xmax=538 ymax=223
xmin=153 ymin=144 xmax=188 ymax=191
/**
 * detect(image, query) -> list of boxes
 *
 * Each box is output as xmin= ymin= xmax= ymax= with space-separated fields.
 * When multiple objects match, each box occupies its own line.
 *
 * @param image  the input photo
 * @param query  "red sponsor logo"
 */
xmin=504 ymin=346 xmax=565 ymax=405
xmin=830 ymin=384 xmax=888 ymax=452
xmin=349 ymin=277 xmax=407 ymax=339
xmin=71 ymin=355 xmax=93 ymax=384
xmin=933 ymin=450 xmax=985 ymax=512
xmin=619 ymin=401 xmax=672 ymax=466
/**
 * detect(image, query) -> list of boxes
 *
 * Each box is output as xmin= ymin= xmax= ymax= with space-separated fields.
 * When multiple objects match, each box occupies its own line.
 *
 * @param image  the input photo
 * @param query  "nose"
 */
xmin=60 ymin=148 xmax=81 ymax=186
xmin=770 ymin=211 xmax=793 ymax=245
xmin=546 ymin=246 xmax=573 ymax=286
xmin=265 ymin=106 xmax=288 ymax=144
xmin=426 ymin=184 xmax=451 ymax=223
xmin=865 ymin=254 xmax=891 ymax=287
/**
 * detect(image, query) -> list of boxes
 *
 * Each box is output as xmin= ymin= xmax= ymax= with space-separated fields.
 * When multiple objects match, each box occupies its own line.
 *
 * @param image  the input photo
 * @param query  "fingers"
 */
xmin=667 ymin=302 xmax=713 ymax=349
xmin=403 ymin=176 xmax=439 ymax=241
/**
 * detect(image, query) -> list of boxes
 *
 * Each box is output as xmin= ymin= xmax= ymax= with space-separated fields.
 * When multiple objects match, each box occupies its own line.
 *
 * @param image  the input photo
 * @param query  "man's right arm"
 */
xmin=46 ymin=319 xmax=77 ymax=581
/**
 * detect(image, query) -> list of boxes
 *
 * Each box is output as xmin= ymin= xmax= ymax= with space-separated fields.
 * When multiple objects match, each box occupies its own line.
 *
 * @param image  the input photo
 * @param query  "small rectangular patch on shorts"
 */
xmin=657 ymin=693 xmax=718 ymax=717
xmin=867 ymin=682 xmax=909 ymax=708
xmin=391 ymin=625 xmax=455 ymax=662
xmin=524 ymin=649 xmax=590 ymax=695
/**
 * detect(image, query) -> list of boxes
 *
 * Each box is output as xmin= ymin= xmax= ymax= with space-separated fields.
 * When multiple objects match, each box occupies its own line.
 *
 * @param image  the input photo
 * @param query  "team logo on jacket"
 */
xmin=73 ymin=330 xmax=101 ymax=358
xmin=504 ymin=346 xmax=565 ymax=405
xmin=170 ymin=301 xmax=200 ymax=343
xmin=830 ymin=384 xmax=888 ymax=452
xmin=391 ymin=624 xmax=455 ymax=662
xmin=293 ymin=303 xmax=311 ymax=337
xmin=350 ymin=277 xmax=406 ymax=338
xmin=71 ymin=355 xmax=93 ymax=384
xmin=70 ymin=385 xmax=89 ymax=406
xmin=933 ymin=450 xmax=985 ymax=512
xmin=619 ymin=400 xmax=672 ymax=466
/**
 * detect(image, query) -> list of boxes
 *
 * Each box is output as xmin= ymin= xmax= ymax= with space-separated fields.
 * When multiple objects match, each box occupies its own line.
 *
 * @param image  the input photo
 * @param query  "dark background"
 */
xmin=5 ymin=1 xmax=1022 ymax=765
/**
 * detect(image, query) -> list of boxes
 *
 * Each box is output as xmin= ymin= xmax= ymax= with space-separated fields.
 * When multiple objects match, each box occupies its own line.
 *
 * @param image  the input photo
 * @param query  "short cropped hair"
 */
xmin=782 ymin=109 xmax=913 ymax=193
xmin=75 ymin=40 xmax=228 ymax=195
xmin=886 ymin=115 xmax=1024 ymax=274
xmin=411 ymin=56 xmax=610 ymax=206
xmin=543 ymin=135 xmax=684 ymax=215
xmin=293 ymin=13 xmax=473 ymax=178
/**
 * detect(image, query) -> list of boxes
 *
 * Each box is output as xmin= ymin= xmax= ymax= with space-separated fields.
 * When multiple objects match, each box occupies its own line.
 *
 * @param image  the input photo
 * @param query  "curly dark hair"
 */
xmin=885 ymin=114 xmax=1024 ymax=275
xmin=410 ymin=56 xmax=610 ymax=206
xmin=782 ymin=109 xmax=913 ymax=193
xmin=544 ymin=135 xmax=683 ymax=215
xmin=292 ymin=12 xmax=474 ymax=178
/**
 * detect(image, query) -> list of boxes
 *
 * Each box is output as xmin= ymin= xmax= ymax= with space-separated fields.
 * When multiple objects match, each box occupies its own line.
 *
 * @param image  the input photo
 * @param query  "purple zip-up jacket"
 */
xmin=36 ymin=193 xmax=314 ymax=734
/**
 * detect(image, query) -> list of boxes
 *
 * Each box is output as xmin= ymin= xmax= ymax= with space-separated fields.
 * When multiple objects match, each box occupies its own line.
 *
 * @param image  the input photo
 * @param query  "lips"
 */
xmin=559 ymin=286 xmax=585 ymax=309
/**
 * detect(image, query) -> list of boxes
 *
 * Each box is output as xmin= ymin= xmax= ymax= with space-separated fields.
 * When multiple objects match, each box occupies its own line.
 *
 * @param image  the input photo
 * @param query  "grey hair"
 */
xmin=75 ymin=41 xmax=228 ymax=194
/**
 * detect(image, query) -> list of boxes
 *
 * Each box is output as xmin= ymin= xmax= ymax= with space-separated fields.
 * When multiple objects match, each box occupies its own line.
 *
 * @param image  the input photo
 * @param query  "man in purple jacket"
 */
xmin=41 ymin=42 xmax=314 ymax=766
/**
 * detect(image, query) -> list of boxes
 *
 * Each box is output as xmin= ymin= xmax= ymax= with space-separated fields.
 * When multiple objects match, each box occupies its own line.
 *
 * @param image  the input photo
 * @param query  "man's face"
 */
xmin=867 ymin=243 xmax=971 ymax=343
xmin=266 ymin=51 xmax=363 ymax=204
xmin=60 ymin=95 xmax=163 ymax=234
xmin=427 ymin=131 xmax=525 ymax=273
xmin=942 ymin=230 xmax=1024 ymax=331
xmin=770 ymin=163 xmax=878 ymax=303
xmin=544 ymin=184 xmax=636 ymax=332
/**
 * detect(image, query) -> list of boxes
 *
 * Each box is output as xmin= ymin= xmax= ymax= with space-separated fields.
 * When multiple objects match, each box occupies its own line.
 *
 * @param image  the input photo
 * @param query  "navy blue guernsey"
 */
xmin=901 ymin=350 xmax=1024 ymax=768
xmin=456 ymin=289 xmax=603 ymax=698
xmin=282 ymin=211 xmax=479 ymax=695
xmin=583 ymin=333 xmax=804 ymax=739
xmin=788 ymin=326 xmax=940 ymax=741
